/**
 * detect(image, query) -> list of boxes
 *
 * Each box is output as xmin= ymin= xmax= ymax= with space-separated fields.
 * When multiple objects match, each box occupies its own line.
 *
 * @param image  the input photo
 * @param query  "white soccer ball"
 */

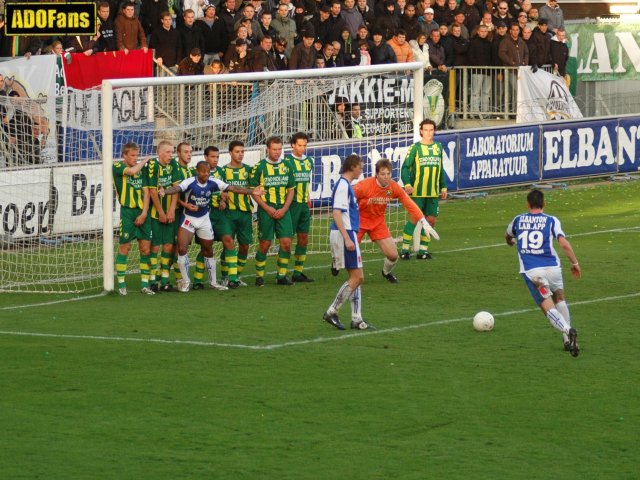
xmin=473 ymin=311 xmax=494 ymax=331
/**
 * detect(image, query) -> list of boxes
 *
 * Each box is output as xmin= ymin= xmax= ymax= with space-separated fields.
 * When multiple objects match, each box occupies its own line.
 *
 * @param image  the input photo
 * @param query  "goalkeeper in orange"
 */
xmin=353 ymin=158 xmax=438 ymax=283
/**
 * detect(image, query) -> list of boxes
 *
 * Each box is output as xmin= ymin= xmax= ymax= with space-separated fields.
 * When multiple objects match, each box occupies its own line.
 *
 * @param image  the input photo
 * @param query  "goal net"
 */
xmin=1 ymin=63 xmax=424 ymax=292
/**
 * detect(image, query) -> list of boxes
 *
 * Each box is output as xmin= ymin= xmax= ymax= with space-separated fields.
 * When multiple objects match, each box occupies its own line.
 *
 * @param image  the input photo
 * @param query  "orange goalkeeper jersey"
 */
xmin=354 ymin=177 xmax=423 ymax=228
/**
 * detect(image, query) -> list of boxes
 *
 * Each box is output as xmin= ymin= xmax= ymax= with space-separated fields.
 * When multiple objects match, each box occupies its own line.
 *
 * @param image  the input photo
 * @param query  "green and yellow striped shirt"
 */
xmin=147 ymin=158 xmax=176 ymax=219
xmin=209 ymin=166 xmax=224 ymax=208
xmin=223 ymin=164 xmax=253 ymax=212
xmin=249 ymin=159 xmax=294 ymax=206
xmin=400 ymin=141 xmax=447 ymax=198
xmin=284 ymin=153 xmax=314 ymax=204
xmin=113 ymin=161 xmax=147 ymax=209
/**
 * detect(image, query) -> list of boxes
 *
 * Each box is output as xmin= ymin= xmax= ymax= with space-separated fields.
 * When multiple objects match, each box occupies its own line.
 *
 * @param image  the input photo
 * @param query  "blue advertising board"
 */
xmin=616 ymin=116 xmax=640 ymax=174
xmin=541 ymin=119 xmax=619 ymax=179
xmin=458 ymin=126 xmax=540 ymax=189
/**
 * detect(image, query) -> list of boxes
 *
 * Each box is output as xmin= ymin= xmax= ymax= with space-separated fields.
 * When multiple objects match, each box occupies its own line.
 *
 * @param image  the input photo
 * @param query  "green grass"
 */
xmin=0 ymin=181 xmax=639 ymax=479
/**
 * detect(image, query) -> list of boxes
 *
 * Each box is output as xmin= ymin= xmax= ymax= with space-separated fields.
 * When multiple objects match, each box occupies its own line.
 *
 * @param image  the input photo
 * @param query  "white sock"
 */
xmin=350 ymin=286 xmax=362 ymax=322
xmin=177 ymin=254 xmax=190 ymax=284
xmin=556 ymin=301 xmax=571 ymax=342
xmin=546 ymin=308 xmax=570 ymax=335
xmin=383 ymin=257 xmax=397 ymax=275
xmin=328 ymin=282 xmax=353 ymax=314
xmin=205 ymin=256 xmax=217 ymax=285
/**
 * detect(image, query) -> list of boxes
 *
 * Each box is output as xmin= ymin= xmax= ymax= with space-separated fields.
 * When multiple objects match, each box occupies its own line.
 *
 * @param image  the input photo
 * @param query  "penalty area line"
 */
xmin=0 ymin=291 xmax=637 ymax=350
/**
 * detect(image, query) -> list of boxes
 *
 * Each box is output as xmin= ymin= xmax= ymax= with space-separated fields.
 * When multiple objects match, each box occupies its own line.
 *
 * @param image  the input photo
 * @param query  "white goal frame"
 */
xmin=101 ymin=62 xmax=425 ymax=292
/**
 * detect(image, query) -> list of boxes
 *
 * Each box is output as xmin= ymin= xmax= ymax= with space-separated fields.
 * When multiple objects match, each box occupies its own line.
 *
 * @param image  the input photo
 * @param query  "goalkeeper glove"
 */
xmin=419 ymin=218 xmax=440 ymax=241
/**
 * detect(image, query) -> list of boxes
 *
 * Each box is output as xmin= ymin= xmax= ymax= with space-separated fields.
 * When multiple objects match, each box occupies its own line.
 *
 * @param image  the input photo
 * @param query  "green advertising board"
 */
xmin=566 ymin=23 xmax=640 ymax=81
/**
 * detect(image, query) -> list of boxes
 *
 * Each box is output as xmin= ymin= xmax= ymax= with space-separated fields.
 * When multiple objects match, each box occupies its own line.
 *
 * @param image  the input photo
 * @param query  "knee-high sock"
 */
xmin=194 ymin=251 xmax=206 ymax=285
xmin=556 ymin=301 xmax=572 ymax=342
xmin=173 ymin=253 xmax=182 ymax=280
xmin=401 ymin=221 xmax=414 ymax=252
xmin=224 ymin=249 xmax=238 ymax=281
xmin=177 ymin=254 xmax=190 ymax=284
xmin=139 ymin=254 xmax=151 ymax=288
xmin=255 ymin=251 xmax=267 ymax=278
xmin=383 ymin=257 xmax=397 ymax=275
xmin=294 ymin=244 xmax=307 ymax=275
xmin=350 ymin=286 xmax=362 ymax=322
xmin=205 ymin=256 xmax=217 ymax=285
xmin=220 ymin=250 xmax=229 ymax=279
xmin=160 ymin=251 xmax=172 ymax=286
xmin=546 ymin=308 xmax=570 ymax=335
xmin=328 ymin=282 xmax=354 ymax=314
xmin=115 ymin=253 xmax=128 ymax=288
xmin=149 ymin=253 xmax=158 ymax=284
xmin=237 ymin=250 xmax=248 ymax=274
xmin=277 ymin=248 xmax=291 ymax=278
xmin=419 ymin=232 xmax=430 ymax=253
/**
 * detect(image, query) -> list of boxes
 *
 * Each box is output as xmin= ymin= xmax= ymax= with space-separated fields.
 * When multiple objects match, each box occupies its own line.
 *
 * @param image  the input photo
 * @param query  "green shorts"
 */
xmin=257 ymin=205 xmax=293 ymax=241
xmin=151 ymin=218 xmax=177 ymax=246
xmin=226 ymin=209 xmax=254 ymax=245
xmin=210 ymin=208 xmax=232 ymax=241
xmin=289 ymin=202 xmax=311 ymax=234
xmin=119 ymin=206 xmax=151 ymax=244
xmin=412 ymin=197 xmax=440 ymax=218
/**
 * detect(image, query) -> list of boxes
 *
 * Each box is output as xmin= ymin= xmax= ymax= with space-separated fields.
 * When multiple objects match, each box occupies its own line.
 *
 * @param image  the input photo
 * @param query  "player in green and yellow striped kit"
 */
xmin=284 ymin=132 xmax=315 ymax=282
xmin=170 ymin=142 xmax=197 ymax=282
xmin=147 ymin=140 xmax=179 ymax=292
xmin=219 ymin=141 xmax=256 ymax=288
xmin=249 ymin=136 xmax=296 ymax=286
xmin=112 ymin=142 xmax=153 ymax=295
xmin=400 ymin=119 xmax=448 ymax=260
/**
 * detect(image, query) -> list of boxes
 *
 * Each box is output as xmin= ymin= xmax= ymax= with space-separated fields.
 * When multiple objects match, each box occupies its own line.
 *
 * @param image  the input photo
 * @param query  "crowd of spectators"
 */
xmin=0 ymin=0 xmax=569 ymax=75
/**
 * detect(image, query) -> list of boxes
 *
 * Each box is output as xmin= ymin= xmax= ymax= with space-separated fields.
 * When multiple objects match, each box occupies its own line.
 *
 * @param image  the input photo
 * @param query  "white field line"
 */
xmin=0 ymin=291 xmax=638 ymax=350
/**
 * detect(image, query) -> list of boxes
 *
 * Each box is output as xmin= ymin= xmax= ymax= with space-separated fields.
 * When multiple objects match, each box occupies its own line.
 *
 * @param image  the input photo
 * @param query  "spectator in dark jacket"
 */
xmin=219 ymin=0 xmax=239 ymax=40
xmin=369 ymin=29 xmax=397 ymax=64
xmin=150 ymin=11 xmax=182 ymax=68
xmin=250 ymin=35 xmax=278 ymax=71
xmin=468 ymin=25 xmax=493 ymax=115
xmin=550 ymin=27 xmax=569 ymax=76
xmin=289 ymin=30 xmax=316 ymax=70
xmin=530 ymin=19 xmax=551 ymax=68
xmin=400 ymin=3 xmax=422 ymax=41
xmin=375 ymin=0 xmax=401 ymax=40
xmin=338 ymin=28 xmax=361 ymax=66
xmin=177 ymin=48 xmax=204 ymax=75
xmin=140 ymin=0 xmax=168 ymax=38
xmin=178 ymin=8 xmax=205 ymax=60
xmin=198 ymin=5 xmax=228 ymax=64
xmin=94 ymin=1 xmax=117 ymax=52
xmin=450 ymin=24 xmax=469 ymax=66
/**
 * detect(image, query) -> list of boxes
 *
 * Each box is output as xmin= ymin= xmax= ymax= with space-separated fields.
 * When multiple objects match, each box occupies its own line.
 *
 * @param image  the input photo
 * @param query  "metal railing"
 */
xmin=448 ymin=65 xmax=555 ymax=122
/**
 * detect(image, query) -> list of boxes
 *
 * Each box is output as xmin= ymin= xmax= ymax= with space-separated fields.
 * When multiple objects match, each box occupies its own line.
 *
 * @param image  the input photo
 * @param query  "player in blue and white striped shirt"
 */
xmin=323 ymin=154 xmax=374 ymax=331
xmin=506 ymin=189 xmax=582 ymax=356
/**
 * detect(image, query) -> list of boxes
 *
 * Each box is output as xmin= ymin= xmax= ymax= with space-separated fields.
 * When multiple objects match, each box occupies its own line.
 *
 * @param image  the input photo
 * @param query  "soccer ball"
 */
xmin=473 ymin=311 xmax=494 ymax=331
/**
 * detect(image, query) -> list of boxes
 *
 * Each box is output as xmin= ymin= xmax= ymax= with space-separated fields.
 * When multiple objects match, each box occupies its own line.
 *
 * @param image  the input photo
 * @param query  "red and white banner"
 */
xmin=63 ymin=49 xmax=154 ymax=90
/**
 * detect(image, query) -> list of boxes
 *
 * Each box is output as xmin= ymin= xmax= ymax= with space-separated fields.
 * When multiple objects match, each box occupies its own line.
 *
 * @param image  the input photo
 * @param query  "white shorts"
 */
xmin=330 ymin=229 xmax=362 ymax=270
xmin=180 ymin=213 xmax=214 ymax=240
xmin=523 ymin=266 xmax=564 ymax=305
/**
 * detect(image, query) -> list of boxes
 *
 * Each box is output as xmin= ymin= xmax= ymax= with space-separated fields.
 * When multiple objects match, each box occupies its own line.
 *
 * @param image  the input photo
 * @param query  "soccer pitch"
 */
xmin=0 ymin=180 xmax=638 ymax=479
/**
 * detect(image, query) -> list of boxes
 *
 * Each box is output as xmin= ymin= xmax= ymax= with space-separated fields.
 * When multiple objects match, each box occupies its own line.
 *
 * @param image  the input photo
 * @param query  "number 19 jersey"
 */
xmin=506 ymin=212 xmax=565 ymax=273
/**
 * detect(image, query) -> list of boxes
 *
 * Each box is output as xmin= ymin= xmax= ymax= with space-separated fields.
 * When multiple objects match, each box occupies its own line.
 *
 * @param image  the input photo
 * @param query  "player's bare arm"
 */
xmin=558 ymin=236 xmax=581 ymax=278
